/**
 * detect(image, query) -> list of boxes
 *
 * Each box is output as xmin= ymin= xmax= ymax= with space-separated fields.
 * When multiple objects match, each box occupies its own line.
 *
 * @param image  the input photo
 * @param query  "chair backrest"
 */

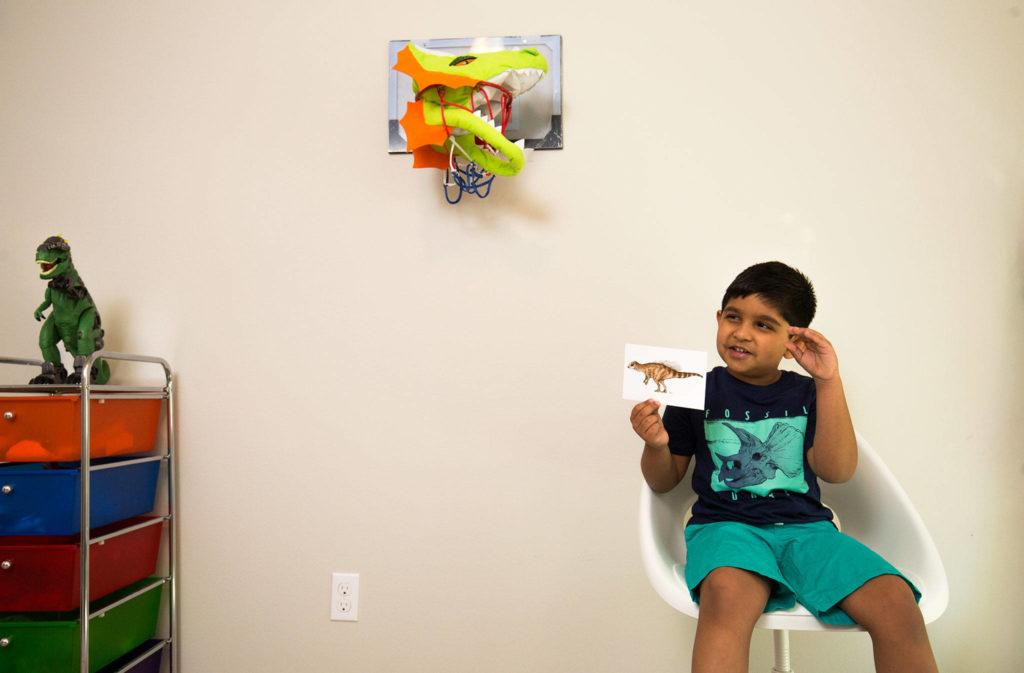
xmin=638 ymin=431 xmax=949 ymax=631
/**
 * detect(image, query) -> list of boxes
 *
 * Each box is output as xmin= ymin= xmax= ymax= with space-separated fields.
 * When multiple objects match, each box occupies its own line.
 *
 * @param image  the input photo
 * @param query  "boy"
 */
xmin=630 ymin=262 xmax=938 ymax=673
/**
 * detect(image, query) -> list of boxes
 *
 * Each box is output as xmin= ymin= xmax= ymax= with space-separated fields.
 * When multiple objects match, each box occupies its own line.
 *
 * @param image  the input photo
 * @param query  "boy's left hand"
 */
xmin=787 ymin=327 xmax=840 ymax=383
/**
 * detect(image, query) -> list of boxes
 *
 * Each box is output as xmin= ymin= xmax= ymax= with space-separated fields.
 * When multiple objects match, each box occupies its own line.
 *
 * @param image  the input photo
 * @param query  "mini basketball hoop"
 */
xmin=390 ymin=39 xmax=551 ymax=204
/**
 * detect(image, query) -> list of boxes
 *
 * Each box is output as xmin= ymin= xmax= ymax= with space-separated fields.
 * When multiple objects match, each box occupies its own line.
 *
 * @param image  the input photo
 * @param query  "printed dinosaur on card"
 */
xmin=627 ymin=361 xmax=703 ymax=393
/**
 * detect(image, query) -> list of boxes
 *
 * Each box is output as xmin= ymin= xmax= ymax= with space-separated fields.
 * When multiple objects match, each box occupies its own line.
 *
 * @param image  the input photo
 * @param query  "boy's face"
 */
xmin=716 ymin=294 xmax=796 ymax=386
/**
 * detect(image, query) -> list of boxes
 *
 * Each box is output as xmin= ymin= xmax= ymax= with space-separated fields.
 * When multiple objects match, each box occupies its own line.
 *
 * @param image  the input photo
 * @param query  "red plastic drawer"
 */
xmin=0 ymin=396 xmax=161 ymax=462
xmin=0 ymin=516 xmax=163 ymax=612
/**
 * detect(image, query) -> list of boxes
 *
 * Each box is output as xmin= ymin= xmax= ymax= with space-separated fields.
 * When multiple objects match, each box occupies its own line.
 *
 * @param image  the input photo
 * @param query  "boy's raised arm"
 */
xmin=787 ymin=327 xmax=858 ymax=483
xmin=631 ymin=399 xmax=691 ymax=493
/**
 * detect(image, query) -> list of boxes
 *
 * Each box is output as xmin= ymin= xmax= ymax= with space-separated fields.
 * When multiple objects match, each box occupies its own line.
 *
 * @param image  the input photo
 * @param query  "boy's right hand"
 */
xmin=630 ymin=399 xmax=669 ymax=449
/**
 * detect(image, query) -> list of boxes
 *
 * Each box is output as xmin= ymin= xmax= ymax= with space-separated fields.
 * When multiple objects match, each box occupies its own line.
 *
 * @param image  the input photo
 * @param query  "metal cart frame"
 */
xmin=0 ymin=351 xmax=177 ymax=673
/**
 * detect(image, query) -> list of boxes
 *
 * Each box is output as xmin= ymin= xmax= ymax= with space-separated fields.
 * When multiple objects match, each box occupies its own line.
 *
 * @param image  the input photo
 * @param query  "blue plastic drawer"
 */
xmin=0 ymin=459 xmax=159 ymax=536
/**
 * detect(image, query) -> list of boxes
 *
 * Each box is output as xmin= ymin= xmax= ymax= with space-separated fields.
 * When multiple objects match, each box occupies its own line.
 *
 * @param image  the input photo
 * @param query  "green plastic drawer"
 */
xmin=0 ymin=577 xmax=164 ymax=673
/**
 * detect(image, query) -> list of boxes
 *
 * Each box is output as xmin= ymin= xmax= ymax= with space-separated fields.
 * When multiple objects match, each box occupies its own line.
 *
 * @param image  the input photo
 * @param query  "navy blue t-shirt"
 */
xmin=663 ymin=367 xmax=834 ymax=526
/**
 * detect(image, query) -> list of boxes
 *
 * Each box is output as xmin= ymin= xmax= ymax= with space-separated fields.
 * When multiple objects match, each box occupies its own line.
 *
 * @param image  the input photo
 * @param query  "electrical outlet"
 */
xmin=331 ymin=573 xmax=359 ymax=621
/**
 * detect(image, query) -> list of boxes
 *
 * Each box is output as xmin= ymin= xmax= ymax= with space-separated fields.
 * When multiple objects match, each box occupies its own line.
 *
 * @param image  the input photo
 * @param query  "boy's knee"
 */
xmin=698 ymin=567 xmax=771 ymax=612
xmin=866 ymin=574 xmax=917 ymax=610
xmin=843 ymin=574 xmax=923 ymax=633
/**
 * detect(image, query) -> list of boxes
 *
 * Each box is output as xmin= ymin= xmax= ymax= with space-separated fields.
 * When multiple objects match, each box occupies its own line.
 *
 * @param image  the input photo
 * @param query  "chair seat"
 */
xmin=666 ymin=563 xmax=865 ymax=632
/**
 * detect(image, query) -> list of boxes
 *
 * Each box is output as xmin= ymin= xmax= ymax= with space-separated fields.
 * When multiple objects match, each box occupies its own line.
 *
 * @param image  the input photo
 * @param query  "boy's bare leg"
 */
xmin=692 ymin=567 xmax=772 ymax=673
xmin=839 ymin=574 xmax=939 ymax=673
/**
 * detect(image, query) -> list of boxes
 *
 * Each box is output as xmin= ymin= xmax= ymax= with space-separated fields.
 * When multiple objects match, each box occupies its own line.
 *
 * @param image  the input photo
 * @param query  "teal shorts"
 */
xmin=684 ymin=520 xmax=921 ymax=626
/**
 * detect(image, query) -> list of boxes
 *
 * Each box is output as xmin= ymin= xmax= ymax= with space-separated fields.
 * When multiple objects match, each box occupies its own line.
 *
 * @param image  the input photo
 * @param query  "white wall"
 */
xmin=1 ymin=2 xmax=1022 ymax=671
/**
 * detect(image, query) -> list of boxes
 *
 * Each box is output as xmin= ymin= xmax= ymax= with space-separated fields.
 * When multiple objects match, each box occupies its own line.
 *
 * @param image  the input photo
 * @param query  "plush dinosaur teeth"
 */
xmin=471 ymin=109 xmax=501 ymax=130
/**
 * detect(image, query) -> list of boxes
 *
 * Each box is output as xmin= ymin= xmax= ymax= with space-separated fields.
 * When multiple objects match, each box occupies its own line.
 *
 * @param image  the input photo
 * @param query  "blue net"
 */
xmin=443 ymin=160 xmax=494 ymax=204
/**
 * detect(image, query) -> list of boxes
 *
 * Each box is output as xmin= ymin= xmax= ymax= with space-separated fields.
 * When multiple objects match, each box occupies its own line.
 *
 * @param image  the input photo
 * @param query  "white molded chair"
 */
xmin=639 ymin=432 xmax=948 ymax=672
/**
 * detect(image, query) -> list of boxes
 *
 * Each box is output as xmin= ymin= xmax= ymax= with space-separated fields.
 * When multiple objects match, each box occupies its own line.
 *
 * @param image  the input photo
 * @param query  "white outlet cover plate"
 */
xmin=331 ymin=572 xmax=359 ymax=621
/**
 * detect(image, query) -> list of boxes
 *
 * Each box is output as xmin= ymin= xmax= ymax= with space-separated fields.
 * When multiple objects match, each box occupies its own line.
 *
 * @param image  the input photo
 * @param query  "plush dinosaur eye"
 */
xmin=449 ymin=55 xmax=477 ymax=66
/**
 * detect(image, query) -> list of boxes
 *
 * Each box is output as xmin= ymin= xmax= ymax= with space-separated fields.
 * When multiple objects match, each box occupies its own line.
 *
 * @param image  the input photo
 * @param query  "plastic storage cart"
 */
xmin=0 ymin=352 xmax=177 ymax=673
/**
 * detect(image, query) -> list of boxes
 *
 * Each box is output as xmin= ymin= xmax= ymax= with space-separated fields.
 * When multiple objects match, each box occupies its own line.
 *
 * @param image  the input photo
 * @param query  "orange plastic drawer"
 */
xmin=0 ymin=396 xmax=160 ymax=462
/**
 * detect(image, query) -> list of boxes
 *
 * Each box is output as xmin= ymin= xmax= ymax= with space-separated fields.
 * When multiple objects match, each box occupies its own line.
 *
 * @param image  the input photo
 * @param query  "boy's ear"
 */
xmin=784 ymin=333 xmax=803 ymax=359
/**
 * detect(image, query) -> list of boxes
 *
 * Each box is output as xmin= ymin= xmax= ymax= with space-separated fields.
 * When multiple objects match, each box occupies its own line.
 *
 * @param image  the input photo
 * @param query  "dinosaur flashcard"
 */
xmin=623 ymin=344 xmax=707 ymax=410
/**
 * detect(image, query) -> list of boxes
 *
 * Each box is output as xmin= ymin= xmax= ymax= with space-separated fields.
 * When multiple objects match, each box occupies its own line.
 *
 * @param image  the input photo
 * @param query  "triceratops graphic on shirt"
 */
xmin=708 ymin=420 xmax=808 ymax=496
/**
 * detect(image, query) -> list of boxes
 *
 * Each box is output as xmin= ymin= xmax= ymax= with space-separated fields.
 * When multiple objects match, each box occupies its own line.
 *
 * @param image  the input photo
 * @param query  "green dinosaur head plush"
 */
xmin=36 ymin=235 xmax=73 ymax=280
xmin=393 ymin=43 xmax=548 ymax=177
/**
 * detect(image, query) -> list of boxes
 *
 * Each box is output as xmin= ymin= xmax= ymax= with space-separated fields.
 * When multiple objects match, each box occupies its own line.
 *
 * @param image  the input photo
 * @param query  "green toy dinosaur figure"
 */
xmin=30 ymin=235 xmax=110 ymax=385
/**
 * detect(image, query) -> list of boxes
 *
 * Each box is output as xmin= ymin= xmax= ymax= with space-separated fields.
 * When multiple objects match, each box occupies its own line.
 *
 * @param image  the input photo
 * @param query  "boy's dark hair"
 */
xmin=722 ymin=261 xmax=816 ymax=327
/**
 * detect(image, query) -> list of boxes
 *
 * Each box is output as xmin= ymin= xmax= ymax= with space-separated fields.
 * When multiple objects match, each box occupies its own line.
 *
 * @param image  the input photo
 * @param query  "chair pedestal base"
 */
xmin=771 ymin=629 xmax=793 ymax=673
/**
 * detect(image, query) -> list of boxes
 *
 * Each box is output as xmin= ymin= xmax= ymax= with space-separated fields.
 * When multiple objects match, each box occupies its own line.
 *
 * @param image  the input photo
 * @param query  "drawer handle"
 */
xmin=0 ymin=485 xmax=11 ymax=495
xmin=0 ymin=637 xmax=8 ymax=647
xmin=0 ymin=560 xmax=10 ymax=570
xmin=2 ymin=411 xmax=13 ymax=421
